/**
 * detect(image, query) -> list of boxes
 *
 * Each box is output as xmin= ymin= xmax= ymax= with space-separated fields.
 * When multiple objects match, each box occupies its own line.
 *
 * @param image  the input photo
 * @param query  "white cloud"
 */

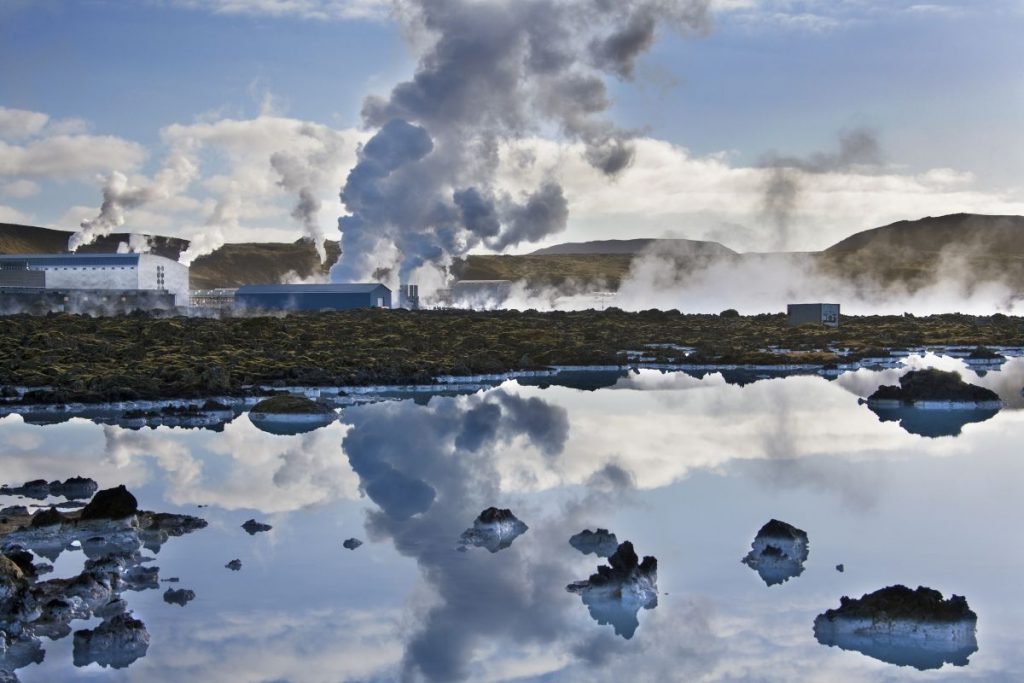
xmin=0 ymin=134 xmax=148 ymax=180
xmin=0 ymin=203 xmax=32 ymax=224
xmin=165 ymin=0 xmax=391 ymax=21
xmin=0 ymin=179 xmax=40 ymax=198
xmin=0 ymin=106 xmax=49 ymax=140
xmin=496 ymin=137 xmax=1024 ymax=253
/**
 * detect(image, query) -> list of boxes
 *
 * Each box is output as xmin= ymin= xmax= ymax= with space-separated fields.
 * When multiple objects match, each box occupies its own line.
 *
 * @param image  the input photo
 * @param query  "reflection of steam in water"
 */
xmin=341 ymin=389 xmax=574 ymax=681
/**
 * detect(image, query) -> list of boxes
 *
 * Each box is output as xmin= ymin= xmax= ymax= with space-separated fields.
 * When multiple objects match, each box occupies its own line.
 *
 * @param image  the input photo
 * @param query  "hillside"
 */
xmin=530 ymin=238 xmax=736 ymax=257
xmin=0 ymin=223 xmax=336 ymax=289
xmin=815 ymin=213 xmax=1024 ymax=290
xmin=3 ymin=214 xmax=1023 ymax=292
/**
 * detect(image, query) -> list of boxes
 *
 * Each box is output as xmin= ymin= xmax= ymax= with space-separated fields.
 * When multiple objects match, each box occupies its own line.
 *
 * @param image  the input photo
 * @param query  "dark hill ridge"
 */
xmin=3 ymin=213 xmax=1023 ymax=291
xmin=530 ymin=238 xmax=737 ymax=257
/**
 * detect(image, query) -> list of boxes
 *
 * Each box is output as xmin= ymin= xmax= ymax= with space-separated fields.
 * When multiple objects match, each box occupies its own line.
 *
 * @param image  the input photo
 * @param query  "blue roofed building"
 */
xmin=234 ymin=283 xmax=392 ymax=311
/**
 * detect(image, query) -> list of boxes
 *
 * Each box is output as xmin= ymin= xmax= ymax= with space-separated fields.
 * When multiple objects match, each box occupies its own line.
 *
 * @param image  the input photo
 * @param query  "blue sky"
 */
xmin=1 ymin=0 xmax=1022 ymax=257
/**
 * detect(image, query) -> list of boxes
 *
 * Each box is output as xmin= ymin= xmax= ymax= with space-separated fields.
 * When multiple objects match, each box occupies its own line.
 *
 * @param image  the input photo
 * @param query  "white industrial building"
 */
xmin=0 ymin=253 xmax=190 ymax=307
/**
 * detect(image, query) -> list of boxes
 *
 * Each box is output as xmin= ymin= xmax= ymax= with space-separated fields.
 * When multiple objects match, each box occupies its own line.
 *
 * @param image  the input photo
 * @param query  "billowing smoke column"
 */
xmin=177 ymin=189 xmax=242 ymax=266
xmin=270 ymin=124 xmax=345 ymax=263
xmin=332 ymin=0 xmax=711 ymax=284
xmin=71 ymin=145 xmax=197 ymax=251
xmin=760 ymin=128 xmax=882 ymax=250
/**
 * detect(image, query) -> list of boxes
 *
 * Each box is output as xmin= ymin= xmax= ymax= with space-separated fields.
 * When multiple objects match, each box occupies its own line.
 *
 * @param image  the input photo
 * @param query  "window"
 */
xmin=156 ymin=265 xmax=165 ymax=289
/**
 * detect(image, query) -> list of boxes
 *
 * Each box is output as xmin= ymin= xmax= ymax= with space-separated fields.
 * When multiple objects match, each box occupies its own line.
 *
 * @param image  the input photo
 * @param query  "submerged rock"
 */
xmin=741 ymin=519 xmax=809 ymax=586
xmin=569 ymin=528 xmax=619 ymax=557
xmin=80 ymin=485 xmax=138 ymax=520
xmin=163 ymin=588 xmax=195 ymax=607
xmin=814 ymin=585 xmax=978 ymax=670
xmin=567 ymin=541 xmax=658 ymax=639
xmin=225 ymin=559 xmax=242 ymax=571
xmin=241 ymin=519 xmax=272 ymax=535
xmin=72 ymin=612 xmax=150 ymax=669
xmin=342 ymin=538 xmax=363 ymax=550
xmin=458 ymin=507 xmax=528 ymax=553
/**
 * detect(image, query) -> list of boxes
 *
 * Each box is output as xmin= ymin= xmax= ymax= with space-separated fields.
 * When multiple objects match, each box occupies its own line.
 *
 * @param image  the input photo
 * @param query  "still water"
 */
xmin=3 ymin=356 xmax=1024 ymax=682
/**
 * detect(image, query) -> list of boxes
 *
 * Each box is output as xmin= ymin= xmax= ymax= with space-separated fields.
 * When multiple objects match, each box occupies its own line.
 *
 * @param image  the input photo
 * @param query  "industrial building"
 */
xmin=234 ymin=283 xmax=392 ymax=311
xmin=788 ymin=303 xmax=840 ymax=327
xmin=0 ymin=253 xmax=189 ymax=313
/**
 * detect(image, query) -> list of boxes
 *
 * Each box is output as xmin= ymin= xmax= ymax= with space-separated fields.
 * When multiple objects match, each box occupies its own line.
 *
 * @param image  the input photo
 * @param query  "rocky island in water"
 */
xmin=814 ymin=585 xmax=979 ymax=670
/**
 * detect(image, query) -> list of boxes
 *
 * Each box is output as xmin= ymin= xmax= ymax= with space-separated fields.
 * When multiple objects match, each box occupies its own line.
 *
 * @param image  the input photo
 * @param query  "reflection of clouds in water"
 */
xmin=117 ymin=607 xmax=405 ymax=683
xmin=0 ymin=415 xmax=153 ymax=490
xmin=104 ymin=426 xmax=202 ymax=490
xmin=101 ymin=419 xmax=362 ymax=512
xmin=341 ymin=390 xmax=575 ymax=681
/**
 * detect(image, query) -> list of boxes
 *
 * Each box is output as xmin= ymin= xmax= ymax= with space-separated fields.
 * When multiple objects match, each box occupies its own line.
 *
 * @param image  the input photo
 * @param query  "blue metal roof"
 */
xmin=236 ymin=283 xmax=390 ymax=294
xmin=0 ymin=253 xmax=141 ymax=267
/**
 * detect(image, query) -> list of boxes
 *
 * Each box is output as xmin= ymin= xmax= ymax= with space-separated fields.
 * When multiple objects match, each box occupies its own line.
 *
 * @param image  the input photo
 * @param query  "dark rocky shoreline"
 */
xmin=0 ymin=310 xmax=1019 ymax=406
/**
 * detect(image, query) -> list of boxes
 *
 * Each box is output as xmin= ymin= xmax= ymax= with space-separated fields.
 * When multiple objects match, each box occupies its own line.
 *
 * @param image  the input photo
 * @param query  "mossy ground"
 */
xmin=0 ymin=310 xmax=1020 ymax=403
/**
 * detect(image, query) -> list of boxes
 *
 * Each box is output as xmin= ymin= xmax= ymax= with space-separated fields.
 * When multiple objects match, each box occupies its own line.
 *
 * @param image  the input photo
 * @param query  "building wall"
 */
xmin=235 ymin=289 xmax=391 ymax=311
xmin=138 ymin=254 xmax=190 ymax=306
xmin=788 ymin=303 xmax=841 ymax=327
xmin=42 ymin=263 xmax=138 ymax=290
xmin=0 ymin=269 xmax=45 ymax=288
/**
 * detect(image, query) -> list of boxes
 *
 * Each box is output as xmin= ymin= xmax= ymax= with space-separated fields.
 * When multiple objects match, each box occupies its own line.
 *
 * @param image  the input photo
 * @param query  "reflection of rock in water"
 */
xmin=163 ymin=588 xmax=195 ymax=606
xmin=741 ymin=519 xmax=809 ymax=586
xmin=73 ymin=612 xmax=150 ymax=669
xmin=458 ymin=508 xmax=528 ymax=553
xmin=0 ymin=477 xmax=98 ymax=501
xmin=814 ymin=585 xmax=978 ymax=671
xmin=241 ymin=519 xmax=272 ymax=535
xmin=867 ymin=405 xmax=999 ymax=438
xmin=0 ymin=485 xmax=206 ymax=677
xmin=567 ymin=541 xmax=658 ymax=640
xmin=569 ymin=528 xmax=619 ymax=557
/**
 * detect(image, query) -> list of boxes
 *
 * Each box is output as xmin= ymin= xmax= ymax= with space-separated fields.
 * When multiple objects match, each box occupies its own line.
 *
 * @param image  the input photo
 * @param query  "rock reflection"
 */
xmin=567 ymin=541 xmax=658 ymax=640
xmin=741 ymin=519 xmax=809 ymax=586
xmin=813 ymin=585 xmax=979 ymax=670
xmin=867 ymin=405 xmax=1000 ymax=437
xmin=458 ymin=507 xmax=528 ymax=553
xmin=569 ymin=528 xmax=619 ymax=558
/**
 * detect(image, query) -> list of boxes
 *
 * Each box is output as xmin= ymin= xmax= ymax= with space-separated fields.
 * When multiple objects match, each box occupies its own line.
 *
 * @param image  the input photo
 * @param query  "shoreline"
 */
xmin=0 ymin=311 xmax=1021 ymax=407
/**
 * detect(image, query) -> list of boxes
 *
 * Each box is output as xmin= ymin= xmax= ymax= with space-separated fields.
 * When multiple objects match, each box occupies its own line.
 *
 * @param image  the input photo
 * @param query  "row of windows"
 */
xmin=45 ymin=266 xmax=133 ymax=271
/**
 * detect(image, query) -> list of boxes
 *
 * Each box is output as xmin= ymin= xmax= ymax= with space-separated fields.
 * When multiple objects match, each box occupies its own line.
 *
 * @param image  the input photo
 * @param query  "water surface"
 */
xmin=3 ymin=356 xmax=1024 ymax=682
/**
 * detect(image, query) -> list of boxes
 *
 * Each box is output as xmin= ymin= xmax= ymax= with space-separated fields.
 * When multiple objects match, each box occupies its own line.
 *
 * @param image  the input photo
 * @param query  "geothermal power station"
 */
xmin=0 ymin=251 xmax=426 ymax=314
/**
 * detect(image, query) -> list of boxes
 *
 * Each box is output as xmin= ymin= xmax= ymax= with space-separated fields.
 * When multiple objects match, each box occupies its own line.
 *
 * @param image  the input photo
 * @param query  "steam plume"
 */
xmin=71 ymin=145 xmax=197 ymax=251
xmin=332 ymin=0 xmax=711 ymax=284
xmin=269 ymin=123 xmax=345 ymax=262
xmin=178 ymin=189 xmax=241 ymax=266
xmin=760 ymin=128 xmax=882 ymax=250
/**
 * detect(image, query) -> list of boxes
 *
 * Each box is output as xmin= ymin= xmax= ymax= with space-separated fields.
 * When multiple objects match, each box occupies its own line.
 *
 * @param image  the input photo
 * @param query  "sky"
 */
xmin=1 ymin=0 xmax=1022 ymax=261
